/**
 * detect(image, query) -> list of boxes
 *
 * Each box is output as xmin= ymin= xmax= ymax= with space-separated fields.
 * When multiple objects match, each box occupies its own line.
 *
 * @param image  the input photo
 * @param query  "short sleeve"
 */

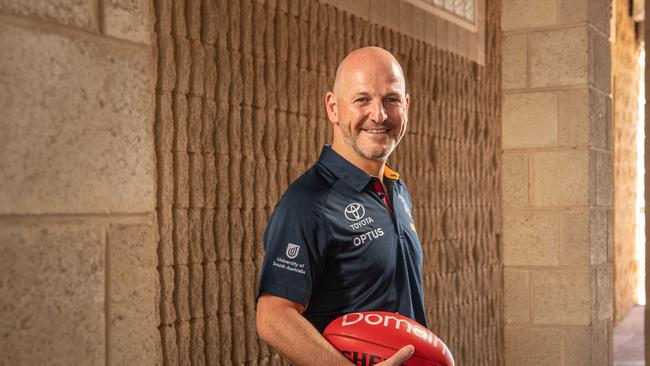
xmin=256 ymin=198 xmax=329 ymax=306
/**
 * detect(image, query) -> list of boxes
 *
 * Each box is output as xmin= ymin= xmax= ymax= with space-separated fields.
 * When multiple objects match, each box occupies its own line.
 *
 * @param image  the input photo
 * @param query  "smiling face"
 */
xmin=326 ymin=48 xmax=410 ymax=165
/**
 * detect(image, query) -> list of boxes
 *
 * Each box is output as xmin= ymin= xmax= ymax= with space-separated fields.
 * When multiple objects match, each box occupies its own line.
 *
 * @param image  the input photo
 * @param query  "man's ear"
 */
xmin=324 ymin=91 xmax=339 ymax=124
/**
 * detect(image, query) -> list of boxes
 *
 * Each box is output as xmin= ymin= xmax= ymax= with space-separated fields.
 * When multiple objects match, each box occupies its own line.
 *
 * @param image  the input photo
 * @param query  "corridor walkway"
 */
xmin=614 ymin=305 xmax=644 ymax=366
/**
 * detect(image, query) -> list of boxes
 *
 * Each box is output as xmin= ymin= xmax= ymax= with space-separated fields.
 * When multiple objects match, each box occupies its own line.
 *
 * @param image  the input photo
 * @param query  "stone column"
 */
xmin=501 ymin=0 xmax=613 ymax=365
xmin=0 ymin=1 xmax=160 ymax=365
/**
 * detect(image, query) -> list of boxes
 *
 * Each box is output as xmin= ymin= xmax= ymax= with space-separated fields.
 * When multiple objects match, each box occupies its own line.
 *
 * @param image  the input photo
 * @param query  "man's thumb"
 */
xmin=380 ymin=345 xmax=415 ymax=365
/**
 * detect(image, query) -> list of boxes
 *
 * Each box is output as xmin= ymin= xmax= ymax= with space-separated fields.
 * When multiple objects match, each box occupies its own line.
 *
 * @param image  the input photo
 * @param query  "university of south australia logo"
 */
xmin=286 ymin=243 xmax=300 ymax=259
xmin=344 ymin=203 xmax=365 ymax=221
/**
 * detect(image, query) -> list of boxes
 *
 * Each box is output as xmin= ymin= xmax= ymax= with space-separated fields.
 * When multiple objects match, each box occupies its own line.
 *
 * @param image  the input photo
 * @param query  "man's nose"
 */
xmin=369 ymin=99 xmax=388 ymax=123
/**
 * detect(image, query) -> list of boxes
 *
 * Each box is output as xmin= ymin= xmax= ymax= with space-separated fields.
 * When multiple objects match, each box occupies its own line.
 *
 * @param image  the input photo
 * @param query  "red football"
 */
xmin=323 ymin=311 xmax=455 ymax=366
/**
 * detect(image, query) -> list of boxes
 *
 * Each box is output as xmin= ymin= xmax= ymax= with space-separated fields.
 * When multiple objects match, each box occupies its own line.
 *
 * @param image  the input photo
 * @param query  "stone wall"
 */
xmin=153 ymin=0 xmax=503 ymax=365
xmin=501 ymin=0 xmax=614 ymax=365
xmin=612 ymin=0 xmax=642 ymax=323
xmin=0 ymin=1 xmax=161 ymax=365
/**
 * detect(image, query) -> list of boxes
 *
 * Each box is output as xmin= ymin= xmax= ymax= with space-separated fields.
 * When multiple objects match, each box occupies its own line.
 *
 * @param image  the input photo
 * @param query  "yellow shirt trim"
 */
xmin=383 ymin=165 xmax=400 ymax=180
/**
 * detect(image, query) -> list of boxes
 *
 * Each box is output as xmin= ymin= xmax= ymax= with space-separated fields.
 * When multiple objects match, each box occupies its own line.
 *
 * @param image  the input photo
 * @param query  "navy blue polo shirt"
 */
xmin=256 ymin=145 xmax=427 ymax=332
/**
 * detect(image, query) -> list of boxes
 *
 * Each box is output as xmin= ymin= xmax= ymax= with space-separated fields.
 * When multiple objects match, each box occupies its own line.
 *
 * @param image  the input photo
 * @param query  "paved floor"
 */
xmin=614 ymin=305 xmax=645 ymax=366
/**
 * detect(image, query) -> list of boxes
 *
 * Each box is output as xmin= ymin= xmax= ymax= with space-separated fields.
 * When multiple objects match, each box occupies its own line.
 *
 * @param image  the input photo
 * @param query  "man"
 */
xmin=256 ymin=47 xmax=426 ymax=365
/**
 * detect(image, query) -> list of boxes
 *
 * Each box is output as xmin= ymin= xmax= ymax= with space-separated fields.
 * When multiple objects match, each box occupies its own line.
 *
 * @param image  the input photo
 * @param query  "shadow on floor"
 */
xmin=614 ymin=305 xmax=644 ymax=366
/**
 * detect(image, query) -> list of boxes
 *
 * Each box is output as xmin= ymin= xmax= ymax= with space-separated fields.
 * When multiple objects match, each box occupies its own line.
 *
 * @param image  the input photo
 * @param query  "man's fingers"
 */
xmin=378 ymin=345 xmax=415 ymax=366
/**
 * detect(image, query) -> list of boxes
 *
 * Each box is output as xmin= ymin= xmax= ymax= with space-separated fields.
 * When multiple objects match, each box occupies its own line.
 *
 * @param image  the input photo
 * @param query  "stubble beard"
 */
xmin=341 ymin=123 xmax=397 ymax=161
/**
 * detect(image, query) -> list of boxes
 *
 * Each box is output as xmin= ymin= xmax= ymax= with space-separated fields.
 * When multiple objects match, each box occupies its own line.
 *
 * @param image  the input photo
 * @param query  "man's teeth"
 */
xmin=364 ymin=129 xmax=388 ymax=134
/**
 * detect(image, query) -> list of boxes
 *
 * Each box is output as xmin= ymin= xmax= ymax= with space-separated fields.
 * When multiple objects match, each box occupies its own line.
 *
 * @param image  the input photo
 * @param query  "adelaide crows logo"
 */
xmin=286 ymin=243 xmax=300 ymax=259
xmin=344 ymin=202 xmax=365 ymax=221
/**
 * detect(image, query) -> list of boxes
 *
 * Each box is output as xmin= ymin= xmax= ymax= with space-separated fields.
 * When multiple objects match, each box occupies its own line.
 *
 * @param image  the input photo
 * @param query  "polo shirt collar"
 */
xmin=317 ymin=145 xmax=400 ymax=192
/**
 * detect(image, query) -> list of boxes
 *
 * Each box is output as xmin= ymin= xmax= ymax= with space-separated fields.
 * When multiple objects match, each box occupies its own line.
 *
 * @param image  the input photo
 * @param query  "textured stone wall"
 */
xmin=612 ymin=0 xmax=642 ymax=323
xmin=0 ymin=1 xmax=160 ymax=365
xmin=501 ymin=0 xmax=614 ymax=365
xmin=154 ymin=0 xmax=502 ymax=365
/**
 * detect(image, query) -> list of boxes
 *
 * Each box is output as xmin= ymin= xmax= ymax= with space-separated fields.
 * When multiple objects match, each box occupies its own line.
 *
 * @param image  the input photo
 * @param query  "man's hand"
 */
xmin=377 ymin=345 xmax=415 ymax=366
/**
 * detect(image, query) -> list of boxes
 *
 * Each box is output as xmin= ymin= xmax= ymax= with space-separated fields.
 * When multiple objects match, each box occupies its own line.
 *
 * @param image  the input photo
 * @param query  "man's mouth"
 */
xmin=362 ymin=128 xmax=390 ymax=134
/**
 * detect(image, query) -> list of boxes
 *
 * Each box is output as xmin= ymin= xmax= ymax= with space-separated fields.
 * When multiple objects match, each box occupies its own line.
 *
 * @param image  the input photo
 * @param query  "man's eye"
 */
xmin=386 ymin=97 xmax=400 ymax=103
xmin=355 ymin=98 xmax=369 ymax=103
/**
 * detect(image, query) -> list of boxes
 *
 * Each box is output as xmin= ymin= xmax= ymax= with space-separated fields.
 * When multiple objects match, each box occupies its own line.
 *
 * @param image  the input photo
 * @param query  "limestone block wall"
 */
xmin=501 ymin=0 xmax=614 ymax=364
xmin=154 ymin=0 xmax=503 ymax=365
xmin=612 ymin=0 xmax=642 ymax=323
xmin=0 ymin=1 xmax=161 ymax=365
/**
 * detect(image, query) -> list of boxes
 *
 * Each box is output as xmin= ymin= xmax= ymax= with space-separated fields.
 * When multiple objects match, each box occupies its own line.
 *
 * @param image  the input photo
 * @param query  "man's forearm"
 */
xmin=256 ymin=296 xmax=352 ymax=366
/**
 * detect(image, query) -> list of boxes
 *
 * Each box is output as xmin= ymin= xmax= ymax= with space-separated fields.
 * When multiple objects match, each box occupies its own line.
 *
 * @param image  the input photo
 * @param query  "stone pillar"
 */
xmin=0 ymin=1 xmax=160 ymax=365
xmin=501 ymin=0 xmax=613 ymax=365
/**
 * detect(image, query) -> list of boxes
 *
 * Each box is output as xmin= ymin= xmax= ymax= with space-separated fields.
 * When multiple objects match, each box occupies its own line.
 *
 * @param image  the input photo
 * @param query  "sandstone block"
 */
xmin=160 ymin=266 xmax=176 ymax=324
xmin=108 ymin=224 xmax=162 ymax=365
xmin=558 ymin=88 xmax=589 ymax=146
xmin=504 ymin=269 xmax=529 ymax=323
xmin=104 ymin=0 xmax=153 ymax=44
xmin=559 ymin=210 xmax=590 ymax=265
xmin=502 ymin=0 xmax=557 ymax=30
xmin=173 ymin=209 xmax=190 ymax=264
xmin=205 ymin=317 xmax=220 ymax=365
xmin=531 ymin=268 xmax=590 ymax=325
xmin=503 ymin=92 xmax=558 ymax=148
xmin=175 ymin=265 xmax=191 ymax=322
xmin=0 ymin=0 xmax=98 ymax=30
xmin=0 ymin=223 xmax=104 ymax=365
xmin=501 ymin=152 xmax=528 ymax=207
xmin=188 ymin=208 xmax=203 ymax=263
xmin=190 ymin=318 xmax=206 ymax=365
xmin=204 ymin=262 xmax=219 ymax=316
xmin=562 ymin=325 xmax=591 ymax=366
xmin=559 ymin=0 xmax=587 ymax=24
xmin=590 ymin=89 xmax=609 ymax=150
xmin=530 ymin=27 xmax=588 ymax=88
xmin=0 ymin=24 xmax=155 ymax=214
xmin=158 ymin=205 xmax=174 ymax=266
xmin=589 ymin=30 xmax=611 ymax=94
xmin=176 ymin=321 xmax=191 ymax=366
xmin=502 ymin=33 xmax=527 ymax=90
xmin=596 ymin=263 xmax=613 ymax=320
xmin=590 ymin=209 xmax=608 ymax=264
xmin=503 ymin=209 xmax=560 ymax=266
xmin=588 ymin=0 xmax=611 ymax=36
xmin=189 ymin=263 xmax=204 ymax=318
xmin=157 ymin=35 xmax=176 ymax=92
xmin=590 ymin=319 xmax=611 ymax=366
xmin=161 ymin=325 xmax=179 ymax=365
xmin=530 ymin=149 xmax=590 ymax=207
xmin=505 ymin=325 xmax=562 ymax=365
xmin=189 ymin=154 xmax=205 ymax=208
xmin=594 ymin=150 xmax=613 ymax=207
xmin=202 ymin=208 xmax=216 ymax=261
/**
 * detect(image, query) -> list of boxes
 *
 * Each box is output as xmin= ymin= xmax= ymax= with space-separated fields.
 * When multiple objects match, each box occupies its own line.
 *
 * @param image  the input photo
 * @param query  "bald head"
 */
xmin=332 ymin=47 xmax=406 ymax=96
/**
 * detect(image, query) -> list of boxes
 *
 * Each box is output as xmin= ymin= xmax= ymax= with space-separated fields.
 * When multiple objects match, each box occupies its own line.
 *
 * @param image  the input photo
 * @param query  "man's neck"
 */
xmin=331 ymin=141 xmax=386 ymax=182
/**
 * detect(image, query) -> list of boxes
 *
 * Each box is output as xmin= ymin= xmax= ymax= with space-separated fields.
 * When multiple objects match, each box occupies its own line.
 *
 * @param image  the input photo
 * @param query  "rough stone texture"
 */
xmin=501 ymin=152 xmax=528 ymax=207
xmin=559 ymin=210 xmax=590 ymax=265
xmin=0 ymin=23 xmax=155 ymax=214
xmin=502 ymin=92 xmax=558 ymax=148
xmin=108 ymin=224 xmax=162 ymax=365
xmin=529 ymin=27 xmax=588 ymax=88
xmin=503 ymin=209 xmax=560 ymax=266
xmin=612 ymin=0 xmax=642 ymax=323
xmin=504 ymin=269 xmax=529 ymax=323
xmin=155 ymin=0 xmax=504 ymax=365
xmin=505 ymin=325 xmax=562 ymax=365
xmin=529 ymin=149 xmax=590 ymax=207
xmin=501 ymin=0 xmax=557 ymax=31
xmin=104 ymin=0 xmax=153 ymax=44
xmin=0 ymin=223 xmax=105 ymax=365
xmin=501 ymin=33 xmax=527 ymax=90
xmin=530 ymin=269 xmax=591 ymax=325
xmin=0 ymin=0 xmax=98 ymax=30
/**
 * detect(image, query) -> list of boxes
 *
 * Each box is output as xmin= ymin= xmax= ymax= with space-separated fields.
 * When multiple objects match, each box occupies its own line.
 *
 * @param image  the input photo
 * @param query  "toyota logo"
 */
xmin=344 ymin=203 xmax=365 ymax=221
